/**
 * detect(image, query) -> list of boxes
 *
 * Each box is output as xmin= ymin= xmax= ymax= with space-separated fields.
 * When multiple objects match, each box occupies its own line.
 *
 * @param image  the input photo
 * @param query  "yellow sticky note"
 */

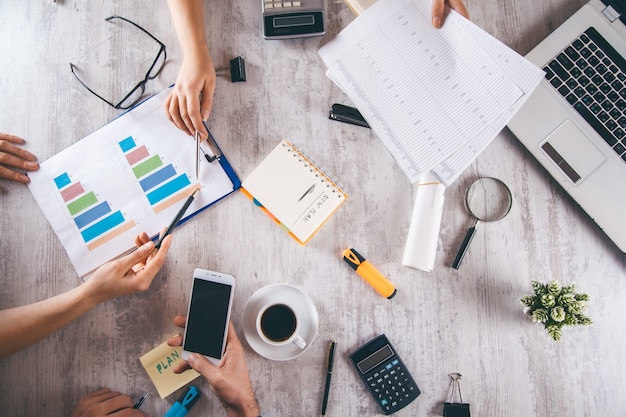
xmin=139 ymin=341 xmax=201 ymax=399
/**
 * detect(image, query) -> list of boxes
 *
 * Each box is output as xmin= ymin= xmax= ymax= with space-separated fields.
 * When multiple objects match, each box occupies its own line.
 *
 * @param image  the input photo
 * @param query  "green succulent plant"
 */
xmin=520 ymin=280 xmax=592 ymax=341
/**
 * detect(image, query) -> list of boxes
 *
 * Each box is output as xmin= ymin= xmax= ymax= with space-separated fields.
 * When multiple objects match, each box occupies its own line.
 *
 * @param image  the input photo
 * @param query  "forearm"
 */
xmin=167 ymin=0 xmax=210 ymax=58
xmin=225 ymin=399 xmax=261 ymax=417
xmin=0 ymin=284 xmax=99 ymax=359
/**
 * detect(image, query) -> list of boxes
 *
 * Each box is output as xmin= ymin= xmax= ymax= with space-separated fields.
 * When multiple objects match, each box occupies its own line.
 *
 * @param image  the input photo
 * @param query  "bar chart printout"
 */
xmin=118 ymin=136 xmax=195 ymax=214
xmin=27 ymin=87 xmax=240 ymax=278
xmin=53 ymin=172 xmax=136 ymax=251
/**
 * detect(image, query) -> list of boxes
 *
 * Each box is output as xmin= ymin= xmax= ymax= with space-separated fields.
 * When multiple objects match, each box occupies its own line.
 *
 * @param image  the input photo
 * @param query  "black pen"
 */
xmin=133 ymin=391 xmax=150 ymax=409
xmin=155 ymin=188 xmax=199 ymax=249
xmin=321 ymin=341 xmax=336 ymax=417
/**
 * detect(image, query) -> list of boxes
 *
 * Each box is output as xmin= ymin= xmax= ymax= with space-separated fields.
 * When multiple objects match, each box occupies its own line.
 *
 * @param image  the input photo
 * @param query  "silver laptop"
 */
xmin=508 ymin=0 xmax=626 ymax=253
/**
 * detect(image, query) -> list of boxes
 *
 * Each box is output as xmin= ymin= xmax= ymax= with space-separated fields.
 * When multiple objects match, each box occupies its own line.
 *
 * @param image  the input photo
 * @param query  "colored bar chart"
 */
xmin=118 ymin=136 xmax=195 ymax=213
xmin=53 ymin=172 xmax=136 ymax=251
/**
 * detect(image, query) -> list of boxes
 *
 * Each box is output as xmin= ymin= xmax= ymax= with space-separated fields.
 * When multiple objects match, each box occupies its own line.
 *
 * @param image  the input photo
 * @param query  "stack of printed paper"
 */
xmin=318 ymin=0 xmax=544 ymax=185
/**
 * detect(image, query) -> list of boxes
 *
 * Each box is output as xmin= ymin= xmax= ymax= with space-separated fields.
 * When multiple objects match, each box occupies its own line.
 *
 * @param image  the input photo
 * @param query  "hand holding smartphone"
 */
xmin=182 ymin=268 xmax=236 ymax=364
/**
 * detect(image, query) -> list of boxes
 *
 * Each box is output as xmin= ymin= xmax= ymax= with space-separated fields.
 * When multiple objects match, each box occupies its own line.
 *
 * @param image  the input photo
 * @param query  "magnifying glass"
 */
xmin=451 ymin=177 xmax=513 ymax=269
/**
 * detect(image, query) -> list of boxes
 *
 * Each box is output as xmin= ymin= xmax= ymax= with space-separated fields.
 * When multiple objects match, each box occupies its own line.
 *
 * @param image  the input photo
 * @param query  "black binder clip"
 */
xmin=443 ymin=373 xmax=470 ymax=417
xmin=216 ymin=56 xmax=246 ymax=82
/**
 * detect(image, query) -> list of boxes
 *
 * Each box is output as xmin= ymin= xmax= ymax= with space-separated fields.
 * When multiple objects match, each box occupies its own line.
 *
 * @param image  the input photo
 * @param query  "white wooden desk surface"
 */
xmin=1 ymin=0 xmax=625 ymax=416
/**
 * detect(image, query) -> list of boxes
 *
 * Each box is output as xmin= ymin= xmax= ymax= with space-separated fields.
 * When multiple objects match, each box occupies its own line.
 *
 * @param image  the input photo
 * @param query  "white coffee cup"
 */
xmin=256 ymin=303 xmax=307 ymax=349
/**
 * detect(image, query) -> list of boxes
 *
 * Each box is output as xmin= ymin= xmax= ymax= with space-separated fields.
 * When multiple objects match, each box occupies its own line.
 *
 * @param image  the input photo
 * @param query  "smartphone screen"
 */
xmin=183 ymin=274 xmax=234 ymax=360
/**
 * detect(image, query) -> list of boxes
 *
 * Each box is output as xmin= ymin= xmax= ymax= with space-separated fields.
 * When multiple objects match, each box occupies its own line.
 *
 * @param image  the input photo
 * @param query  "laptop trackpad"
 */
xmin=540 ymin=119 xmax=606 ymax=184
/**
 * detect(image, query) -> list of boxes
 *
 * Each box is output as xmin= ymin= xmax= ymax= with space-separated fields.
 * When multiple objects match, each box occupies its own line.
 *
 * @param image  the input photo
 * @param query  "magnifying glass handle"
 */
xmin=451 ymin=220 xmax=479 ymax=270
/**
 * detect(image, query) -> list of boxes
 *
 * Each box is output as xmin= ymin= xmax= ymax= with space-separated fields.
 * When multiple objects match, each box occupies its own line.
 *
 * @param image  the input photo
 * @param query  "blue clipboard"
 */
xmin=175 ymin=121 xmax=241 ymax=227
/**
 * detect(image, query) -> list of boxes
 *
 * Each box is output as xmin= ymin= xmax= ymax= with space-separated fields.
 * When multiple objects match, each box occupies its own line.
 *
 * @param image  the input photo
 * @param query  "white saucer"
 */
xmin=242 ymin=283 xmax=318 ymax=361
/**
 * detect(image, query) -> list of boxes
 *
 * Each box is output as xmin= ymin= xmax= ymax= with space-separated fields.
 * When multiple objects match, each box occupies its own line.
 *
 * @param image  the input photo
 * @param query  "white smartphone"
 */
xmin=182 ymin=268 xmax=236 ymax=364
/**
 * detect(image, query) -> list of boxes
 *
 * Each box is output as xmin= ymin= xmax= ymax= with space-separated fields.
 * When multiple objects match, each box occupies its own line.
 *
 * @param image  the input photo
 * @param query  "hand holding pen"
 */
xmin=154 ymin=188 xmax=200 ymax=250
xmin=84 ymin=230 xmax=171 ymax=304
xmin=69 ymin=388 xmax=148 ymax=417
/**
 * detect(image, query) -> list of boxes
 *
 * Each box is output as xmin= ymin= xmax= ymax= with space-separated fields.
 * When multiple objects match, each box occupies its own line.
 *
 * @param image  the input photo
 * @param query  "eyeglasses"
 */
xmin=70 ymin=15 xmax=167 ymax=110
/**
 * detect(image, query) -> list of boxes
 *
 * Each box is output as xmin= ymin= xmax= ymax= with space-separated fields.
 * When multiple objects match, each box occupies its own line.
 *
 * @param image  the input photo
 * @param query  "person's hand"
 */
xmin=0 ymin=133 xmax=39 ymax=183
xmin=431 ymin=0 xmax=469 ymax=28
xmin=167 ymin=316 xmax=261 ymax=417
xmin=83 ymin=231 xmax=172 ymax=305
xmin=69 ymin=388 xmax=145 ymax=417
xmin=165 ymin=50 xmax=216 ymax=140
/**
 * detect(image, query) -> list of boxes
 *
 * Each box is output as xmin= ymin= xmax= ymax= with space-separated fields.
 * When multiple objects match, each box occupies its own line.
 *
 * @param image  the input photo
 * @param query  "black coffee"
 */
xmin=260 ymin=304 xmax=297 ymax=342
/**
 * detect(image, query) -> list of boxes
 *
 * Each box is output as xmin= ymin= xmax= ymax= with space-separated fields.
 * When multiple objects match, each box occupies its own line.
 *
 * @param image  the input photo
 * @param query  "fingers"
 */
xmin=0 ymin=132 xmax=26 ymax=145
xmin=167 ymin=334 xmax=183 ymax=347
xmin=70 ymin=389 xmax=140 ymax=417
xmin=94 ymin=393 xmax=135 ymax=415
xmin=431 ymin=0 xmax=445 ymax=28
xmin=225 ymin=322 xmax=243 ymax=351
xmin=173 ymin=361 xmax=192 ymax=374
xmin=112 ymin=409 xmax=147 ymax=417
xmin=140 ymin=234 xmax=171 ymax=275
xmin=199 ymin=87 xmax=214 ymax=133
xmin=0 ymin=135 xmax=39 ymax=183
xmin=0 ymin=134 xmax=38 ymax=161
xmin=166 ymin=93 xmax=193 ymax=137
xmin=431 ymin=0 xmax=469 ymax=28
xmin=125 ymin=240 xmax=157 ymax=271
xmin=134 ymin=231 xmax=152 ymax=247
xmin=449 ymin=0 xmax=469 ymax=19
xmin=185 ymin=94 xmax=205 ymax=138
xmin=165 ymin=331 xmax=190 ymax=374
xmin=166 ymin=90 xmax=205 ymax=139
xmin=188 ymin=352 xmax=219 ymax=380
xmin=173 ymin=315 xmax=187 ymax=329
xmin=0 ymin=165 xmax=31 ymax=183
xmin=167 ymin=315 xmax=192 ymax=374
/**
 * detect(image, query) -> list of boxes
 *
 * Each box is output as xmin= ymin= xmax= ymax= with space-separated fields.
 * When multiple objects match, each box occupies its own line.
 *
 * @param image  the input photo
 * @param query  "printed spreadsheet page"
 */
xmin=319 ymin=0 xmax=544 ymax=185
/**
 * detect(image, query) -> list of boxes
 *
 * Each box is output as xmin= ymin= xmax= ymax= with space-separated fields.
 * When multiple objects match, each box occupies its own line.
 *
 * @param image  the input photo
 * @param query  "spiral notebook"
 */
xmin=241 ymin=141 xmax=347 ymax=245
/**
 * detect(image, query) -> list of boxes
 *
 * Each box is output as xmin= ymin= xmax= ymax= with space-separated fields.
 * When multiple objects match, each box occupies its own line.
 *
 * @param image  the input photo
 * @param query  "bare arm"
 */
xmin=165 ymin=0 xmax=215 ymax=139
xmin=0 ymin=233 xmax=171 ymax=359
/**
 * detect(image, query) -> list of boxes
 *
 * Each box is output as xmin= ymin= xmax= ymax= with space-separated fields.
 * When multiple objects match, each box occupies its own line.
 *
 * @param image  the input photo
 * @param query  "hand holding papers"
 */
xmin=318 ymin=0 xmax=544 ymax=186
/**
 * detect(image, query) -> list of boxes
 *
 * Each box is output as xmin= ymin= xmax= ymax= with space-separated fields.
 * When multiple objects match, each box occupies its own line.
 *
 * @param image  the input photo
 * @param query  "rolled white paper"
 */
xmin=402 ymin=173 xmax=446 ymax=272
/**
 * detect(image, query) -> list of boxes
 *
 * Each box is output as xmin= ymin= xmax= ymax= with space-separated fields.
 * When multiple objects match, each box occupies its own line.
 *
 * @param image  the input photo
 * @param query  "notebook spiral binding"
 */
xmin=283 ymin=141 xmax=348 ymax=197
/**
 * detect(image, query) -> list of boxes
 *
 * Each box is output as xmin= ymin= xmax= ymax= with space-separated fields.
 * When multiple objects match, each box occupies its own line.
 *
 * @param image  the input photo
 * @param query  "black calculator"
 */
xmin=349 ymin=334 xmax=421 ymax=415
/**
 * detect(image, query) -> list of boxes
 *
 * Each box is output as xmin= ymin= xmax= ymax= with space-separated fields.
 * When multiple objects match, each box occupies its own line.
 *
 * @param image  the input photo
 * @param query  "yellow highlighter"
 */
xmin=342 ymin=248 xmax=397 ymax=299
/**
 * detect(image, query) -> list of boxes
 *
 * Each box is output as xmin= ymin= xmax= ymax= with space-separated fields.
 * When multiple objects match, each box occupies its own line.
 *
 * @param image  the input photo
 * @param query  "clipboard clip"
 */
xmin=443 ymin=373 xmax=470 ymax=417
xmin=201 ymin=122 xmax=223 ymax=163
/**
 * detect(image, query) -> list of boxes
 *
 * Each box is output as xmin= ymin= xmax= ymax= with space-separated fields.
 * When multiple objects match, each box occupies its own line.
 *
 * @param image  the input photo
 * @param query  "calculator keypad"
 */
xmin=264 ymin=0 xmax=302 ymax=9
xmin=366 ymin=359 xmax=420 ymax=414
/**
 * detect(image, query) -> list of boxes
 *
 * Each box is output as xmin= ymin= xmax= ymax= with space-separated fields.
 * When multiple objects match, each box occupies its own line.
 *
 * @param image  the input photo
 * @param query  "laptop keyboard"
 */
xmin=544 ymin=27 xmax=626 ymax=164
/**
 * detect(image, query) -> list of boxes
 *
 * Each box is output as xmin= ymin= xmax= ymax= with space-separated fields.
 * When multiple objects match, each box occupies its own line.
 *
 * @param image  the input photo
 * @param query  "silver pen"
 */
xmin=194 ymin=130 xmax=200 ymax=180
